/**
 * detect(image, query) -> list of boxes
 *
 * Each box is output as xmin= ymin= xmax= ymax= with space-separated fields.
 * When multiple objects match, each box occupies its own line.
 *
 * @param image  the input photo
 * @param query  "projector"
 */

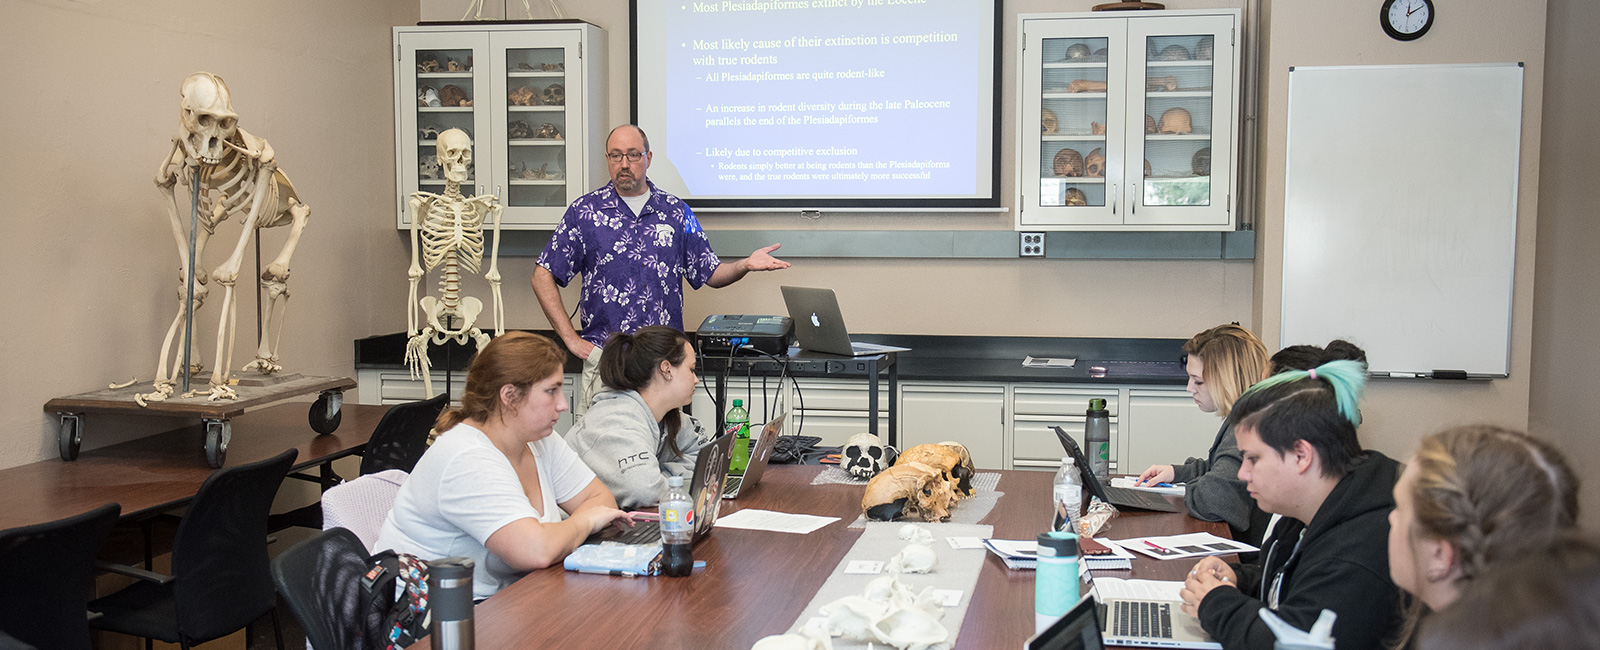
xmin=695 ymin=314 xmax=794 ymax=357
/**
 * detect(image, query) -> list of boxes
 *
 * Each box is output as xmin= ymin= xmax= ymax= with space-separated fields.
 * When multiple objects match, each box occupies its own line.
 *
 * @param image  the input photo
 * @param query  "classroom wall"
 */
xmin=1528 ymin=0 xmax=1600 ymax=530
xmin=0 ymin=1 xmax=418 ymax=466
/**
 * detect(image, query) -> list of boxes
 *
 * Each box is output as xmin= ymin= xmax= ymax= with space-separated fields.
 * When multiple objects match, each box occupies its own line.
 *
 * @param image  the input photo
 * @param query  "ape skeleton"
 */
xmin=405 ymin=128 xmax=504 ymax=397
xmin=139 ymin=72 xmax=310 ymax=405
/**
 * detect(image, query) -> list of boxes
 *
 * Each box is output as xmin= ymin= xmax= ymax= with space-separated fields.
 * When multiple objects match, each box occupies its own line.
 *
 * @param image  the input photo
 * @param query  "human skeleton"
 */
xmin=405 ymin=128 xmax=504 ymax=397
xmin=139 ymin=72 xmax=311 ymax=405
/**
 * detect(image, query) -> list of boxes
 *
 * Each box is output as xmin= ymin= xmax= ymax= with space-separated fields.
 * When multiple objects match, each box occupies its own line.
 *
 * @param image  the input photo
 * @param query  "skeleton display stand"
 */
xmin=43 ymin=72 xmax=352 ymax=469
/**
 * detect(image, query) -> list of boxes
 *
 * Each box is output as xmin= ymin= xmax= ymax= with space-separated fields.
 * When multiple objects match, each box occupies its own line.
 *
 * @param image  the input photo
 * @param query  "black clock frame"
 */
xmin=1380 ymin=0 xmax=1435 ymax=41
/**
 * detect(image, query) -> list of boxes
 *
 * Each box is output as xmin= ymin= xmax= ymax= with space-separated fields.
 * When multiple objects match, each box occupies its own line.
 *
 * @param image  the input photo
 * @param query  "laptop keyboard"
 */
xmin=1105 ymin=486 xmax=1179 ymax=511
xmin=1112 ymin=601 xmax=1174 ymax=639
xmin=722 ymin=475 xmax=743 ymax=498
xmin=614 ymin=521 xmax=661 ymax=545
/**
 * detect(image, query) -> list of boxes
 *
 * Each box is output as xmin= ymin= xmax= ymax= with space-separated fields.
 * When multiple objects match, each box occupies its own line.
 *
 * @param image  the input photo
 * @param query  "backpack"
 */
xmin=360 ymin=551 xmax=431 ymax=650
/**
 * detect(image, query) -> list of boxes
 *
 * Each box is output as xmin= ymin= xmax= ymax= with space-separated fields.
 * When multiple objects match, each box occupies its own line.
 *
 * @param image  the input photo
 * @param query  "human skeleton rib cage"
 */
xmin=405 ymin=128 xmax=504 ymax=398
xmin=137 ymin=72 xmax=311 ymax=406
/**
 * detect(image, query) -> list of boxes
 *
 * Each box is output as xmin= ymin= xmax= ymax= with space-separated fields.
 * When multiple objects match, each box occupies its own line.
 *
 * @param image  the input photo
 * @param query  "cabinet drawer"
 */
xmin=378 ymin=372 xmax=465 ymax=403
xmin=786 ymin=410 xmax=889 ymax=448
xmin=1013 ymin=419 xmax=1119 ymax=467
xmin=793 ymin=378 xmax=881 ymax=412
xmin=1012 ymin=386 xmax=1119 ymax=417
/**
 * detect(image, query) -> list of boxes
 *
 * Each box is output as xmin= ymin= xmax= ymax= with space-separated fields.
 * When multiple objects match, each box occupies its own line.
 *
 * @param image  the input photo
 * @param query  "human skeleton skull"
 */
xmin=437 ymin=129 xmax=472 ymax=183
xmin=1192 ymin=147 xmax=1212 ymax=176
xmin=843 ymin=432 xmax=888 ymax=479
xmin=1041 ymin=108 xmax=1059 ymax=135
xmin=542 ymin=83 xmax=565 ymax=106
xmin=1064 ymin=188 xmax=1089 ymax=206
xmin=1085 ymin=148 xmax=1106 ymax=178
xmin=1157 ymin=44 xmax=1192 ymax=60
xmin=1053 ymin=147 xmax=1085 ymax=177
xmin=1158 ymin=107 xmax=1193 ymax=134
xmin=862 ymin=461 xmax=955 ymax=522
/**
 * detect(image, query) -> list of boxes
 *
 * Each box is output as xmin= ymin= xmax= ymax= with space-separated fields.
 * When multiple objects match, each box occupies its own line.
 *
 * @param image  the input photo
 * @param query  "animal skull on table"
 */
xmin=862 ymin=461 xmax=956 ymax=522
xmin=843 ymin=432 xmax=888 ymax=479
xmin=137 ymin=72 xmax=312 ymax=405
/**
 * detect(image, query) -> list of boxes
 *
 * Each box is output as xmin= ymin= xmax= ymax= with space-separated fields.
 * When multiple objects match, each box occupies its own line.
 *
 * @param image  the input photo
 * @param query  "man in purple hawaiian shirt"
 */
xmin=532 ymin=125 xmax=789 ymax=414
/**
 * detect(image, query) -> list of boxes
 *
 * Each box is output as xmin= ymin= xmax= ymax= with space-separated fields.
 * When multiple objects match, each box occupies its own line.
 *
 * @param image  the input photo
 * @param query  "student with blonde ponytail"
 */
xmin=1177 ymin=359 xmax=1404 ymax=650
xmin=1387 ymin=425 xmax=1579 ymax=648
xmin=376 ymin=332 xmax=634 ymax=600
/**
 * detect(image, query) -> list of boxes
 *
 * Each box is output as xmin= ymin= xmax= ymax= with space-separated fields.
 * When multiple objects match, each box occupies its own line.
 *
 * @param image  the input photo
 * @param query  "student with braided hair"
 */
xmin=1177 ymin=360 xmax=1405 ymax=650
xmin=1387 ymin=425 xmax=1580 ymax=648
xmin=1417 ymin=533 xmax=1600 ymax=650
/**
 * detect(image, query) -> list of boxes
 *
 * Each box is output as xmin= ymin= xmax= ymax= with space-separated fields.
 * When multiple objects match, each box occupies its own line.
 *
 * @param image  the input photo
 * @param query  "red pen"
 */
xmin=1144 ymin=540 xmax=1174 ymax=554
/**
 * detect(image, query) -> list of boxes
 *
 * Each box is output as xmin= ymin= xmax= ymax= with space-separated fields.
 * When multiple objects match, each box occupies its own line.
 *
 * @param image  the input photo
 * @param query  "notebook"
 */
xmin=1051 ymin=426 xmax=1180 ymax=513
xmin=723 ymin=411 xmax=787 ymax=499
xmin=584 ymin=432 xmax=733 ymax=546
xmin=780 ymin=286 xmax=910 ymax=357
xmin=1092 ymin=579 xmax=1221 ymax=649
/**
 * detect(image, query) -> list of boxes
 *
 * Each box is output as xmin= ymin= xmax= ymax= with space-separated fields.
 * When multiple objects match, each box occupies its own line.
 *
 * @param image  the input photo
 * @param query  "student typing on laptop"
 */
xmin=1176 ymin=360 xmax=1404 ymax=650
xmin=375 ymin=333 xmax=636 ymax=600
xmin=565 ymin=326 xmax=718 ymax=509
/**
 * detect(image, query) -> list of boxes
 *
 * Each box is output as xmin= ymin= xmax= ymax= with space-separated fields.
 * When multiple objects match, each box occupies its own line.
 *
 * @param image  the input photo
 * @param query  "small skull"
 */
xmin=418 ymin=155 xmax=440 ymax=180
xmin=436 ymin=128 xmax=472 ymax=184
xmin=418 ymin=125 xmax=440 ymax=140
xmin=446 ymin=58 xmax=466 ymax=72
xmin=1064 ymin=43 xmax=1092 ymax=61
xmin=1064 ymin=188 xmax=1089 ymax=206
xmin=178 ymin=72 xmax=239 ymax=165
xmin=1192 ymin=147 xmax=1212 ymax=176
xmin=1041 ymin=108 xmax=1059 ymax=135
xmin=843 ymin=433 xmax=887 ymax=479
xmin=1158 ymin=107 xmax=1193 ymax=134
xmin=508 ymin=86 xmax=538 ymax=107
xmin=887 ymin=544 xmax=937 ymax=574
xmin=1146 ymin=113 xmax=1158 ymax=134
xmin=1157 ymin=44 xmax=1192 ymax=61
xmin=533 ymin=123 xmax=563 ymax=140
xmin=508 ymin=120 xmax=536 ymax=139
xmin=1053 ymin=147 xmax=1085 ymax=177
xmin=1086 ymin=148 xmax=1106 ymax=178
xmin=417 ymin=54 xmax=440 ymax=73
xmin=1196 ymin=35 xmax=1215 ymax=61
xmin=541 ymin=83 xmax=565 ymax=106
xmin=861 ymin=461 xmax=955 ymax=522
xmin=438 ymin=85 xmax=470 ymax=108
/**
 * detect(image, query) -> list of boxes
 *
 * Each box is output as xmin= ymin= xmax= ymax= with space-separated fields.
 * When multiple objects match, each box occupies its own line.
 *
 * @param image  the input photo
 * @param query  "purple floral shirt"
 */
xmin=537 ymin=181 xmax=722 ymax=346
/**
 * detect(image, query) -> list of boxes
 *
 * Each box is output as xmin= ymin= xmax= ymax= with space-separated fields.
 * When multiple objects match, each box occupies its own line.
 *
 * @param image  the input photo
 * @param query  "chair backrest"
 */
xmin=0 ymin=503 xmax=120 ymax=650
xmin=271 ymin=528 xmax=373 ymax=650
xmin=360 ymin=393 xmax=449 ymax=476
xmin=170 ymin=448 xmax=297 ymax=644
xmin=321 ymin=470 xmax=407 ymax=552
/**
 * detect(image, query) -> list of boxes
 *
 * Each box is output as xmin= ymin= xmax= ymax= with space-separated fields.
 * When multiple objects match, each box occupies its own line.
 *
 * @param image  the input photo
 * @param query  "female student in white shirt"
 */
xmin=375 ymin=332 xmax=635 ymax=599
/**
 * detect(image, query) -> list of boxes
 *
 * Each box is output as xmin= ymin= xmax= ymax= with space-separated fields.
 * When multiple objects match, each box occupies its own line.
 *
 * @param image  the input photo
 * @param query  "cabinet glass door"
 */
xmin=398 ymin=32 xmax=493 ymax=227
xmin=1126 ymin=16 xmax=1235 ymax=226
xmin=490 ymin=30 xmax=583 ymax=224
xmin=1021 ymin=20 xmax=1126 ymax=226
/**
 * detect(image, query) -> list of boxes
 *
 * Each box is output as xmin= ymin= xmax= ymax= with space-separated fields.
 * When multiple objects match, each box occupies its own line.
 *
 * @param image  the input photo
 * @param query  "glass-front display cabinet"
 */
xmin=394 ymin=22 xmax=606 ymax=229
xmin=1017 ymin=11 xmax=1239 ymax=230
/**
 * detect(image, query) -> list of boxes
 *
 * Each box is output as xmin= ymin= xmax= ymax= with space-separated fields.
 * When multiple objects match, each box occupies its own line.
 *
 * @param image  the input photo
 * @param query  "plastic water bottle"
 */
xmin=427 ymin=556 xmax=475 ymax=649
xmin=1084 ymin=398 xmax=1111 ymax=484
xmin=660 ymin=475 xmax=694 ymax=577
xmin=1035 ymin=531 xmax=1080 ymax=634
xmin=727 ymin=399 xmax=751 ymax=474
xmin=1053 ymin=456 xmax=1083 ymax=535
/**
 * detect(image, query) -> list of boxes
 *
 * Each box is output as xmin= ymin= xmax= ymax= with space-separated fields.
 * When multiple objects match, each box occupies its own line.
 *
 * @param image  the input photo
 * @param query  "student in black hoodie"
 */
xmin=1176 ymin=359 xmax=1404 ymax=650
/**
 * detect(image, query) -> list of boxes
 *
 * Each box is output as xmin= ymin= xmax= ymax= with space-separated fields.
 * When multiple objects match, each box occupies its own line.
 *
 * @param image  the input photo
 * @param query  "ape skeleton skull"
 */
xmin=542 ymin=83 xmax=565 ymax=106
xmin=178 ymin=73 xmax=238 ymax=165
xmin=1064 ymin=188 xmax=1089 ymax=206
xmin=862 ymin=461 xmax=956 ymax=522
xmin=1053 ymin=147 xmax=1085 ymax=177
xmin=1041 ymin=108 xmax=1059 ymax=135
xmin=844 ymin=432 xmax=888 ymax=479
xmin=1192 ymin=147 xmax=1212 ymax=176
xmin=1085 ymin=148 xmax=1106 ymax=178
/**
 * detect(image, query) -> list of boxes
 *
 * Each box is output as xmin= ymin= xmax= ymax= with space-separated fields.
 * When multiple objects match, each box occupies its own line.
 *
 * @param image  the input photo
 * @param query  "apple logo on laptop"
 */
xmin=811 ymin=312 xmax=821 ymax=327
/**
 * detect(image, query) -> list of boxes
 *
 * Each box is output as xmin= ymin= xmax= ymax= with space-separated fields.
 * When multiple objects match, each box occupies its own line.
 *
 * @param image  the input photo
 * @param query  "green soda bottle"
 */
xmin=727 ymin=399 xmax=751 ymax=474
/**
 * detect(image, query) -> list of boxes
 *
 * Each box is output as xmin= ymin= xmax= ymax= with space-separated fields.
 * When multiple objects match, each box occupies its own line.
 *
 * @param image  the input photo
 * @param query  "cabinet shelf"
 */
xmin=508 ymin=106 xmax=565 ymax=113
xmin=509 ymin=139 xmax=566 ymax=146
xmin=418 ymin=72 xmax=473 ymax=79
xmin=1042 ymin=176 xmax=1108 ymax=184
xmin=1144 ymin=91 xmax=1211 ymax=98
xmin=1043 ymin=135 xmax=1108 ymax=142
xmin=1043 ymin=62 xmax=1109 ymax=69
xmin=1042 ymin=92 xmax=1109 ymax=100
xmin=1147 ymin=60 xmax=1215 ymax=68
xmin=508 ymin=179 xmax=566 ymax=186
xmin=1144 ymin=133 xmax=1211 ymax=140
xmin=418 ymin=107 xmax=473 ymax=113
xmin=508 ymin=71 xmax=564 ymax=78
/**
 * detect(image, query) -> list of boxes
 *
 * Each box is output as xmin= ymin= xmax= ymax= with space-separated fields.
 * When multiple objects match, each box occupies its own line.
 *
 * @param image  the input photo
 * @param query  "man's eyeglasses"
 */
xmin=606 ymin=151 xmax=646 ymax=163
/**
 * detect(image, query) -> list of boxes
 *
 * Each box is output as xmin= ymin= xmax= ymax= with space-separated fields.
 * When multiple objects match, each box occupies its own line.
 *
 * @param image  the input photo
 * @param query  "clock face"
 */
xmin=1382 ymin=0 xmax=1434 ymax=41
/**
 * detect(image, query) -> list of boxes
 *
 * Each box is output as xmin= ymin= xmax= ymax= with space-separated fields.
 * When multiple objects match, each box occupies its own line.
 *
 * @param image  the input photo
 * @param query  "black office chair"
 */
xmin=360 ymin=392 xmax=449 ymax=476
xmin=0 ymin=502 xmax=121 ymax=650
xmin=271 ymin=527 xmax=373 ymax=650
xmin=89 ymin=449 xmax=297 ymax=650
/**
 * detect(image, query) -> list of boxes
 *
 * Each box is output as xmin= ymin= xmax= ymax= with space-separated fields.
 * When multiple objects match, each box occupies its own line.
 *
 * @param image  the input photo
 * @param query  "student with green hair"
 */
xmin=1176 ymin=360 xmax=1405 ymax=650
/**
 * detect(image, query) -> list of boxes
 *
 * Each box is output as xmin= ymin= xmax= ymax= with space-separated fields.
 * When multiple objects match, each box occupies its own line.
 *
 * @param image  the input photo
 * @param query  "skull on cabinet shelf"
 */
xmin=542 ymin=83 xmax=565 ymax=106
xmin=1159 ymin=107 xmax=1193 ymax=134
xmin=533 ymin=123 xmax=563 ymax=140
xmin=1086 ymin=148 xmax=1106 ymax=178
xmin=1053 ymin=148 xmax=1085 ymax=177
xmin=438 ymin=85 xmax=470 ymax=108
xmin=1157 ymin=44 xmax=1192 ymax=61
xmin=1065 ymin=43 xmax=1092 ymax=61
xmin=508 ymin=86 xmax=538 ymax=107
xmin=844 ymin=432 xmax=888 ymax=479
xmin=1064 ymin=188 xmax=1089 ymax=206
xmin=1041 ymin=108 xmax=1059 ymax=135
xmin=1145 ymin=113 xmax=1158 ymax=134
xmin=1192 ymin=147 xmax=1212 ymax=176
xmin=508 ymin=120 xmax=536 ymax=139
xmin=1197 ymin=35 xmax=1215 ymax=61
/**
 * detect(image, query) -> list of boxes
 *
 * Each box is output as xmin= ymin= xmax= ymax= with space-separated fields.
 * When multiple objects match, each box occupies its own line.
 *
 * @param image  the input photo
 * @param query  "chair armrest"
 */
xmin=95 ymin=560 xmax=174 ymax=584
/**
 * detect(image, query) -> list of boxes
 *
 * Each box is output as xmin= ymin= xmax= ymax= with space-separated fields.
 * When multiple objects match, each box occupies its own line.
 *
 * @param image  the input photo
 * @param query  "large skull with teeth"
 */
xmin=436 ymin=128 xmax=472 ymax=184
xmin=896 ymin=443 xmax=970 ymax=505
xmin=178 ymin=72 xmax=238 ymax=165
xmin=542 ymin=83 xmax=565 ymax=106
xmin=844 ymin=432 xmax=888 ymax=479
xmin=863 ymin=461 xmax=956 ymax=522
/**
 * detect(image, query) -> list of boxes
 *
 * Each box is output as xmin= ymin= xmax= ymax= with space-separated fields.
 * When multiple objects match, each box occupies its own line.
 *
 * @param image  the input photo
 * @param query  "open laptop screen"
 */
xmin=1028 ymin=595 xmax=1106 ymax=650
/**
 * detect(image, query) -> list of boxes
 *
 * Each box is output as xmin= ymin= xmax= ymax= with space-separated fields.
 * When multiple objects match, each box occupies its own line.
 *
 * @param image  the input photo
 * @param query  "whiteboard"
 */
xmin=1281 ymin=63 xmax=1523 ymax=378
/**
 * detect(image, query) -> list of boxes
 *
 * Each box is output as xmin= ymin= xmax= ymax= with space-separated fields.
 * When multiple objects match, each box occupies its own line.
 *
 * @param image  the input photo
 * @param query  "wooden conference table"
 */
xmin=0 ymin=401 xmax=389 ymax=530
xmin=420 ymin=465 xmax=1228 ymax=650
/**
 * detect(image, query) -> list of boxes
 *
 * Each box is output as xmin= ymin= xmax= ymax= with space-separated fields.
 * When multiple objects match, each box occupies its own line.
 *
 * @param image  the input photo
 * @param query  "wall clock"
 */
xmin=1381 ymin=0 xmax=1434 ymax=41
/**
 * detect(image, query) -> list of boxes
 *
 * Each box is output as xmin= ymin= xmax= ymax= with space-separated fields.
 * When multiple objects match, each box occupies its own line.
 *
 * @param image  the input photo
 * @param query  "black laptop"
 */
xmin=1050 ymin=426 xmax=1180 ymax=513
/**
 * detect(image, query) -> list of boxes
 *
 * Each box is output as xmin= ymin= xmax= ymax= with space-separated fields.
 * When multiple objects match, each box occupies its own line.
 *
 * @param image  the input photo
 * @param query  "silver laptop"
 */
xmin=723 ymin=411 xmax=787 ymax=499
xmin=1097 ymin=596 xmax=1220 ymax=649
xmin=780 ymin=286 xmax=910 ymax=357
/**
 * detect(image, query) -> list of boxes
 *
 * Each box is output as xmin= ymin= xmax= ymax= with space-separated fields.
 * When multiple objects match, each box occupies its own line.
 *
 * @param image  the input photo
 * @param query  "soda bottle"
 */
xmin=660 ymin=475 xmax=694 ymax=577
xmin=1052 ymin=456 xmax=1083 ymax=535
xmin=727 ymin=399 xmax=751 ymax=474
xmin=1084 ymin=398 xmax=1112 ymax=484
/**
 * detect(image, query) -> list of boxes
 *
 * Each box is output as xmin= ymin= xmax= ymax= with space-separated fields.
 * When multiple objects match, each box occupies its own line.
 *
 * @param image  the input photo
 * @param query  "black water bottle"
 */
xmin=660 ymin=475 xmax=694 ymax=577
xmin=427 ymin=557 xmax=475 ymax=650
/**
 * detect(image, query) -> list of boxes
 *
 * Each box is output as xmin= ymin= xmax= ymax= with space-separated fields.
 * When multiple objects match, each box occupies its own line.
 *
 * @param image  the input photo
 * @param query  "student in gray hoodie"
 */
xmin=565 ymin=326 xmax=716 ymax=509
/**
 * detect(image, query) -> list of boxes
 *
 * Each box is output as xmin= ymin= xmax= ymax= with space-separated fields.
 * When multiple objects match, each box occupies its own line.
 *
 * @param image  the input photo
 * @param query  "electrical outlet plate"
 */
xmin=1020 ymin=232 xmax=1046 ymax=257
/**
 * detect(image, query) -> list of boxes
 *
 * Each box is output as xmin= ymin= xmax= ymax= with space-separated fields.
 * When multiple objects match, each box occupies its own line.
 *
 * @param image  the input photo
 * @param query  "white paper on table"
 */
xmin=1091 ymin=577 xmax=1186 ymax=602
xmin=1109 ymin=477 xmax=1187 ymax=496
xmin=1110 ymin=532 xmax=1258 ymax=560
xmin=713 ymin=509 xmax=839 ymax=534
xmin=1023 ymin=356 xmax=1077 ymax=368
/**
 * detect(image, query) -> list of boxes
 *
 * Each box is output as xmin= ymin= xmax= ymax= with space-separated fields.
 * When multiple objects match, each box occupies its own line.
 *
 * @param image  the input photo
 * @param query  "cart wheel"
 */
xmin=205 ymin=420 xmax=231 ymax=468
xmin=309 ymin=390 xmax=344 ymax=435
xmin=58 ymin=413 xmax=83 ymax=461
